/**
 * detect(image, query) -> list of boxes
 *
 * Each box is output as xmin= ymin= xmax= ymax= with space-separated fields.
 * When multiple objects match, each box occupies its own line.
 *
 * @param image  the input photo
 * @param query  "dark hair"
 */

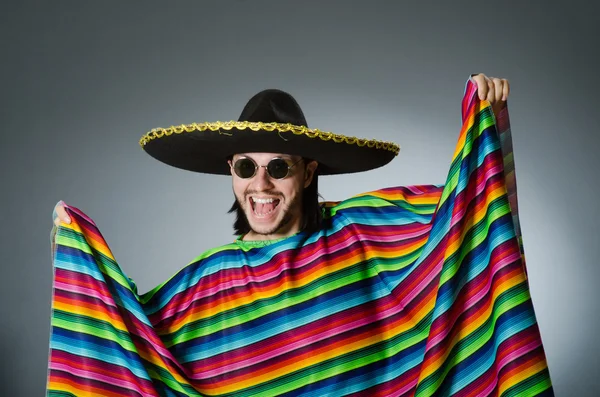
xmin=228 ymin=163 xmax=323 ymax=236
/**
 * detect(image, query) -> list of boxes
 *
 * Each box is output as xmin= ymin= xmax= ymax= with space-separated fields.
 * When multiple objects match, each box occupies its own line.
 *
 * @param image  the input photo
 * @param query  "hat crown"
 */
xmin=238 ymin=89 xmax=308 ymax=127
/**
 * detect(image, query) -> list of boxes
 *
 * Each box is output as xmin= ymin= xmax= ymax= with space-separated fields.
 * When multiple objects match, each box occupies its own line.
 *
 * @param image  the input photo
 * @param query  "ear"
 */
xmin=303 ymin=161 xmax=318 ymax=188
xmin=228 ymin=159 xmax=234 ymax=176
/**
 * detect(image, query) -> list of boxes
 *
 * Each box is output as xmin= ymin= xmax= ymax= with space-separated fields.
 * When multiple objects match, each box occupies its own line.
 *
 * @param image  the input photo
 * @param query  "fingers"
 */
xmin=487 ymin=78 xmax=496 ymax=103
xmin=492 ymin=78 xmax=506 ymax=103
xmin=473 ymin=73 xmax=496 ymax=102
xmin=501 ymin=78 xmax=510 ymax=101
xmin=472 ymin=74 xmax=488 ymax=100
xmin=473 ymin=73 xmax=510 ymax=103
xmin=53 ymin=201 xmax=71 ymax=226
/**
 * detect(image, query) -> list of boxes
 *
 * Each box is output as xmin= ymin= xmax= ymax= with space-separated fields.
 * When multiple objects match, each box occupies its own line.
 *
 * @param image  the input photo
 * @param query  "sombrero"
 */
xmin=140 ymin=89 xmax=400 ymax=175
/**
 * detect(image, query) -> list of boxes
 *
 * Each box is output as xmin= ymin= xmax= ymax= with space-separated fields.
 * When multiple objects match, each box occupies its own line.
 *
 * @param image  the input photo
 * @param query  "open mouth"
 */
xmin=250 ymin=196 xmax=281 ymax=218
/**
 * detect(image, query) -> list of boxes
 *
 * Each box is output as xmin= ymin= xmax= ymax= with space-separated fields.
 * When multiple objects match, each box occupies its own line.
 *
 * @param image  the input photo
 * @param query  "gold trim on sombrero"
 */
xmin=139 ymin=121 xmax=400 ymax=155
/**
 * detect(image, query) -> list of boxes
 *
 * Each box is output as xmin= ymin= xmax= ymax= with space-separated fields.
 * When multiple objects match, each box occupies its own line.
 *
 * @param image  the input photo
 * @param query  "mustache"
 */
xmin=244 ymin=190 xmax=284 ymax=199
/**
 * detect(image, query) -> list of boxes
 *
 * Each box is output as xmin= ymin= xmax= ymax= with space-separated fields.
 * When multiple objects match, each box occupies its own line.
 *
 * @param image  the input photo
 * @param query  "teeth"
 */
xmin=252 ymin=197 xmax=276 ymax=204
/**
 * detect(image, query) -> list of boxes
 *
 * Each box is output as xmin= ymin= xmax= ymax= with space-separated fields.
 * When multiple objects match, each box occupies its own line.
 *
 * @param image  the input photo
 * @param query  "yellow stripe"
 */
xmin=452 ymin=115 xmax=471 ymax=161
xmin=418 ymin=273 xmax=526 ymax=380
xmin=208 ymin=296 xmax=436 ymax=394
xmin=53 ymin=301 xmax=128 ymax=332
xmin=47 ymin=382 xmax=109 ymax=397
xmin=358 ymin=191 xmax=442 ymax=206
xmin=60 ymin=221 xmax=115 ymax=261
xmin=446 ymin=185 xmax=507 ymax=256
xmin=498 ymin=360 xmax=549 ymax=395
xmin=169 ymin=239 xmax=428 ymax=333
xmin=137 ymin=349 xmax=192 ymax=386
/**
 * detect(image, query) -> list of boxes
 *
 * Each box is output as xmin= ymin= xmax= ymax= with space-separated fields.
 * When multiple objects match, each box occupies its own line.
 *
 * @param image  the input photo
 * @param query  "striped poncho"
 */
xmin=47 ymin=80 xmax=553 ymax=396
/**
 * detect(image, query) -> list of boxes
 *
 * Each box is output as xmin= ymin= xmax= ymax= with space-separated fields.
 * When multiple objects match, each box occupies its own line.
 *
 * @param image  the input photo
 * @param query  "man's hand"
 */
xmin=53 ymin=201 xmax=71 ymax=226
xmin=472 ymin=73 xmax=510 ymax=116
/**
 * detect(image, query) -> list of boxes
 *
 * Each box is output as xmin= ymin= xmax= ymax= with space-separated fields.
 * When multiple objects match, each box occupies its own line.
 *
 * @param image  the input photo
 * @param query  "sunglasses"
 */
xmin=232 ymin=157 xmax=304 ymax=179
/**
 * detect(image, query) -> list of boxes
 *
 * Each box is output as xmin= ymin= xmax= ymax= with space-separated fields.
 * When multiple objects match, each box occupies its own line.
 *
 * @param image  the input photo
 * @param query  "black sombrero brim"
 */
xmin=140 ymin=121 xmax=400 ymax=175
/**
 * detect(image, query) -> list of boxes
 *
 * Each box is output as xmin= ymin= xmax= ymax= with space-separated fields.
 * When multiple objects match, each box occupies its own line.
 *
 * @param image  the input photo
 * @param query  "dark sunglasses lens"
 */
xmin=234 ymin=159 xmax=256 ymax=178
xmin=267 ymin=159 xmax=290 ymax=179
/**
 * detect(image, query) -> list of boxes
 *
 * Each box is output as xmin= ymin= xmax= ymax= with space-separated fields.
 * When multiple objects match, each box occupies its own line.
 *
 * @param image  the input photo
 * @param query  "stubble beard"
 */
xmin=238 ymin=191 xmax=302 ymax=237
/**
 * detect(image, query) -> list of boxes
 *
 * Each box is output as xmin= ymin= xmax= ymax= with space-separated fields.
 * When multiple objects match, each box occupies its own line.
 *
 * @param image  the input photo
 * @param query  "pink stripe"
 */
xmin=159 ymin=228 xmax=432 ymax=320
xmin=462 ymin=252 xmax=522 ymax=310
xmin=50 ymin=361 xmax=151 ymax=395
xmin=476 ymin=378 xmax=499 ymax=397
xmin=156 ymin=232 xmax=385 ymax=318
xmin=55 ymin=281 xmax=117 ymax=307
xmin=497 ymin=339 xmax=543 ymax=370
xmin=54 ymin=285 xmax=186 ymax=373
xmin=462 ymin=79 xmax=478 ymax=122
xmin=358 ymin=227 xmax=431 ymax=243
xmin=450 ymin=162 xmax=504 ymax=226
xmin=65 ymin=204 xmax=96 ymax=225
xmin=426 ymin=251 xmax=520 ymax=347
xmin=395 ymin=379 xmax=420 ymax=396
xmin=194 ymin=287 xmax=433 ymax=378
xmin=397 ymin=256 xmax=444 ymax=309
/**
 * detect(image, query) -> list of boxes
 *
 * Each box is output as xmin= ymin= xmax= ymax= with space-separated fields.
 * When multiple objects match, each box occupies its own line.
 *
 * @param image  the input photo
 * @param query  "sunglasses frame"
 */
xmin=231 ymin=157 xmax=304 ymax=180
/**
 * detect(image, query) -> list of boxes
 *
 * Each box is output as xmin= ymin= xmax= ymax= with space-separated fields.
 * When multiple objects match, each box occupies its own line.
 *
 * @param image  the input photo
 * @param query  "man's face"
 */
xmin=229 ymin=152 xmax=317 ymax=240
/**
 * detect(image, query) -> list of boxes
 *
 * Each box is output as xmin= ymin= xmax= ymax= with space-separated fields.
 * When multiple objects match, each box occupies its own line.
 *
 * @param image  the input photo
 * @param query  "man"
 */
xmin=49 ymin=74 xmax=553 ymax=396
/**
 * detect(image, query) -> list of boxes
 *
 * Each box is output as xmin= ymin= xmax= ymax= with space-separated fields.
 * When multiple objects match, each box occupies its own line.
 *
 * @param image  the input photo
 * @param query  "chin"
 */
xmin=247 ymin=211 xmax=296 ymax=238
xmin=248 ymin=219 xmax=285 ymax=237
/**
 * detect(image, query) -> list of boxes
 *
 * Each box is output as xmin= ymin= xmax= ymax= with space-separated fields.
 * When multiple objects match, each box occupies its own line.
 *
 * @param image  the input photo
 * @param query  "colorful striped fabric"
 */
xmin=47 ymin=79 xmax=553 ymax=396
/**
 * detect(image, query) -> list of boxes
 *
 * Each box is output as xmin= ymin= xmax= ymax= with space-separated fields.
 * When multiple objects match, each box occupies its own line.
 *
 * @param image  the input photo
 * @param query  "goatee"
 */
xmin=238 ymin=191 xmax=301 ymax=236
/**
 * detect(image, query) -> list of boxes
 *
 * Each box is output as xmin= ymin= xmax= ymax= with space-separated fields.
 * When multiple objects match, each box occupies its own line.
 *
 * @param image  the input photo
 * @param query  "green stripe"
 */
xmin=56 ymin=228 xmax=136 ymax=292
xmin=141 ymin=243 xmax=242 ymax=302
xmin=501 ymin=369 xmax=552 ymax=397
xmin=415 ymin=284 xmax=533 ymax=396
xmin=438 ymin=109 xmax=495 ymax=208
xmin=145 ymin=361 xmax=202 ymax=396
xmin=330 ymin=196 xmax=438 ymax=217
xmin=51 ymin=310 xmax=137 ymax=352
xmin=168 ymin=249 xmax=425 ymax=346
xmin=439 ymin=197 xmax=512 ymax=286
xmin=238 ymin=312 xmax=433 ymax=396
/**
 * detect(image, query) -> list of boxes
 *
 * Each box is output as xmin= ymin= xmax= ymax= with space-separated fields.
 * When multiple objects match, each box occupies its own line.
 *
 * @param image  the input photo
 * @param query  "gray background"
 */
xmin=1 ymin=1 xmax=598 ymax=396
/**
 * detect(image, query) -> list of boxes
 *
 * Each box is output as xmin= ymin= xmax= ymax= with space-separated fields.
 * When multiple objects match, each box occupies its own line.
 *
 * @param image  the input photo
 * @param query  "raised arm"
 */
xmin=468 ymin=74 xmax=525 ymax=268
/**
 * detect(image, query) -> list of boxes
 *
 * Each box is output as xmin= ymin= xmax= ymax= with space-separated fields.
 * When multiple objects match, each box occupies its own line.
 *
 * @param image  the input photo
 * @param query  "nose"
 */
xmin=250 ymin=165 xmax=275 ymax=191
